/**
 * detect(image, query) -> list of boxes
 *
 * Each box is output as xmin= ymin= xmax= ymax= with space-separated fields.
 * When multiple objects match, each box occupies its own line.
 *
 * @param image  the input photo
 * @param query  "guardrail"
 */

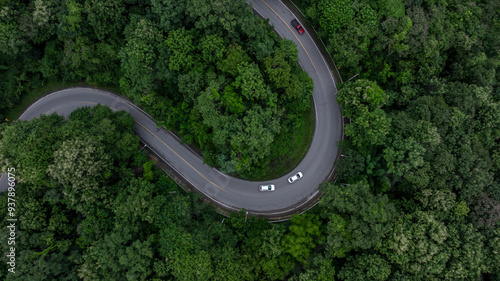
xmin=147 ymin=1 xmax=350 ymax=222
xmin=279 ymin=0 xmax=354 ymax=220
xmin=279 ymin=0 xmax=349 ymax=161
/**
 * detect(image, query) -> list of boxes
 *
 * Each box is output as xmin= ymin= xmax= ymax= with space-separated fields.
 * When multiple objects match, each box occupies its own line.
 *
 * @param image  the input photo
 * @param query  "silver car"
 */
xmin=259 ymin=184 xmax=275 ymax=191
xmin=288 ymin=172 xmax=303 ymax=183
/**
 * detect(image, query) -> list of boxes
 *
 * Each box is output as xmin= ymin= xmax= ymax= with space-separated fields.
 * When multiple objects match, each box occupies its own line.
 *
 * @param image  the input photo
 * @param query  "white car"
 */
xmin=259 ymin=184 xmax=275 ymax=191
xmin=288 ymin=172 xmax=303 ymax=183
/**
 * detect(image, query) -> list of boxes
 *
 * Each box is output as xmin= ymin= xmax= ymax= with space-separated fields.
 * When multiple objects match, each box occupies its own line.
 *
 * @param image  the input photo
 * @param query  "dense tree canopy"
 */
xmin=0 ymin=0 xmax=499 ymax=280
xmin=0 ymin=0 xmax=313 ymax=179
xmin=294 ymin=0 xmax=499 ymax=279
xmin=0 ymin=108 xmax=300 ymax=280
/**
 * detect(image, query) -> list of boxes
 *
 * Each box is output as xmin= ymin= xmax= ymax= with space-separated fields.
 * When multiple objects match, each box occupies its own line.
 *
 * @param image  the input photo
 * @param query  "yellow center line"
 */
xmin=261 ymin=0 xmax=320 ymax=78
xmin=0 ymin=173 xmax=3 ymax=183
xmin=135 ymin=121 xmax=229 ymax=193
xmin=67 ymin=102 xmax=229 ymax=192
xmin=45 ymin=106 xmax=61 ymax=114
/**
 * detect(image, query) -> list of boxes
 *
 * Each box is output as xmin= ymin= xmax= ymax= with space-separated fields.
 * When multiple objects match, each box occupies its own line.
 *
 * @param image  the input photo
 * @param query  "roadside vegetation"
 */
xmin=0 ymin=105 xmax=327 ymax=280
xmin=0 ymin=0 xmax=498 ymax=280
xmin=293 ymin=0 xmax=500 ymax=279
xmin=0 ymin=0 xmax=313 ymax=179
xmin=4 ymin=81 xmax=83 ymax=120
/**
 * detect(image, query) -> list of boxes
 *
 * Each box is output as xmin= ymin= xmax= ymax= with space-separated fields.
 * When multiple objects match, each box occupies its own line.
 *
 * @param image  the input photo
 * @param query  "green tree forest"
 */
xmin=1 ymin=0 xmax=499 ymax=280
xmin=0 ymin=0 xmax=313 ymax=179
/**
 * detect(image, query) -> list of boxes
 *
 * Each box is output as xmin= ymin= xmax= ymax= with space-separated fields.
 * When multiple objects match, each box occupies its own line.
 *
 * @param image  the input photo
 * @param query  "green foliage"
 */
xmin=454 ymin=201 xmax=470 ymax=217
xmin=383 ymin=135 xmax=425 ymax=178
xmin=257 ymin=225 xmax=294 ymax=280
xmin=319 ymin=182 xmax=397 ymax=258
xmin=0 ymin=0 xmax=313 ymax=179
xmin=1 ymin=234 xmax=78 ymax=280
xmin=345 ymin=108 xmax=391 ymax=152
xmin=291 ymin=254 xmax=336 ymax=281
xmin=0 ymin=10 xmax=29 ymax=59
xmin=233 ymin=62 xmax=272 ymax=101
xmin=337 ymin=79 xmax=387 ymax=118
xmin=318 ymin=0 xmax=354 ymax=36
xmin=47 ymin=136 xmax=112 ymax=211
xmin=338 ymin=253 xmax=392 ymax=281
xmin=0 ymin=106 xmax=146 ymax=280
xmin=0 ymin=105 xmax=138 ymax=216
xmin=216 ymin=44 xmax=251 ymax=77
xmin=119 ymin=16 xmax=164 ymax=97
xmin=165 ymin=27 xmax=197 ymax=73
xmin=221 ymin=85 xmax=245 ymax=114
xmin=85 ymin=0 xmax=126 ymax=41
xmin=18 ymin=0 xmax=57 ymax=44
xmin=282 ymin=214 xmax=324 ymax=262
xmin=142 ymin=161 xmax=155 ymax=182
xmin=0 ymin=114 xmax=64 ymax=187
xmin=63 ymin=37 xmax=119 ymax=83
xmin=416 ymin=188 xmax=458 ymax=220
xmin=198 ymin=34 xmax=226 ymax=64
xmin=378 ymin=0 xmax=405 ymax=19
xmin=1 ymin=0 xmax=499 ymax=279
xmin=150 ymin=0 xmax=187 ymax=33
xmin=57 ymin=0 xmax=83 ymax=40
xmin=189 ymin=57 xmax=289 ymax=177
xmin=263 ymin=39 xmax=298 ymax=90
xmin=381 ymin=209 xmax=490 ymax=280
xmin=382 ymin=211 xmax=450 ymax=278
xmin=78 ymin=225 xmax=156 ymax=280
xmin=38 ymin=40 xmax=62 ymax=80
xmin=470 ymin=192 xmax=500 ymax=230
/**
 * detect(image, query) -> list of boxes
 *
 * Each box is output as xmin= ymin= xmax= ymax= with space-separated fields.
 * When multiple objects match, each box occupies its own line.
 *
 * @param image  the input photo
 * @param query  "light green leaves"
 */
xmin=337 ymin=79 xmax=388 ymax=118
xmin=318 ymin=0 xmax=354 ymax=36
xmin=338 ymin=253 xmax=392 ymax=281
xmin=319 ymin=182 xmax=397 ymax=258
xmin=345 ymin=108 xmax=391 ymax=152
xmin=165 ymin=27 xmax=197 ymax=72
xmin=282 ymin=214 xmax=324 ymax=262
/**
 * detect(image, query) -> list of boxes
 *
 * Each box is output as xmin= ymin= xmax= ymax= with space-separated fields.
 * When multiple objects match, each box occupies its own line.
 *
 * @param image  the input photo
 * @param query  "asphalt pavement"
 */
xmin=0 ymin=0 xmax=342 ymax=215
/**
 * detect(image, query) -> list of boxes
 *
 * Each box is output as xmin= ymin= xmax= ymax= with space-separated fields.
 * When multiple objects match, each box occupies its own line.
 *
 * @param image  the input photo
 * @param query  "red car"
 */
xmin=291 ymin=19 xmax=305 ymax=34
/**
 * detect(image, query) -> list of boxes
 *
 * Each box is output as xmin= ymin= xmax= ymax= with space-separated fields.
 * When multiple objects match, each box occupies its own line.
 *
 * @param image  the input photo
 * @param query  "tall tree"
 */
xmin=338 ymin=253 xmax=392 ymax=281
xmin=119 ymin=16 xmax=165 ymax=100
xmin=319 ymin=182 xmax=397 ymax=258
xmin=282 ymin=214 xmax=324 ymax=262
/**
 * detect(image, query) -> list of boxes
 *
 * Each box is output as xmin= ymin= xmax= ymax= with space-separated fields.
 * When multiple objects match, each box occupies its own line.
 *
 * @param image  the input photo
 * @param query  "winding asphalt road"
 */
xmin=0 ymin=0 xmax=341 ymax=216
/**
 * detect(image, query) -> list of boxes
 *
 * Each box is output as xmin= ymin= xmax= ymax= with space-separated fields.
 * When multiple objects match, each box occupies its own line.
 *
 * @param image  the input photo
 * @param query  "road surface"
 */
xmin=0 ymin=0 xmax=342 ymax=216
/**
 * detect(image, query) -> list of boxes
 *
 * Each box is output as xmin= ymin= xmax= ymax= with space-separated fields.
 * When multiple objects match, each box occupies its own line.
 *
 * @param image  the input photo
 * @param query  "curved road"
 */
xmin=0 ymin=0 xmax=341 ymax=216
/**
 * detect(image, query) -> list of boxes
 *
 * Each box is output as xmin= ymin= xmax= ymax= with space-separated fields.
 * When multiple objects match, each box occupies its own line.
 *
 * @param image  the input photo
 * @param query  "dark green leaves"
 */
xmin=319 ymin=182 xmax=397 ymax=258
